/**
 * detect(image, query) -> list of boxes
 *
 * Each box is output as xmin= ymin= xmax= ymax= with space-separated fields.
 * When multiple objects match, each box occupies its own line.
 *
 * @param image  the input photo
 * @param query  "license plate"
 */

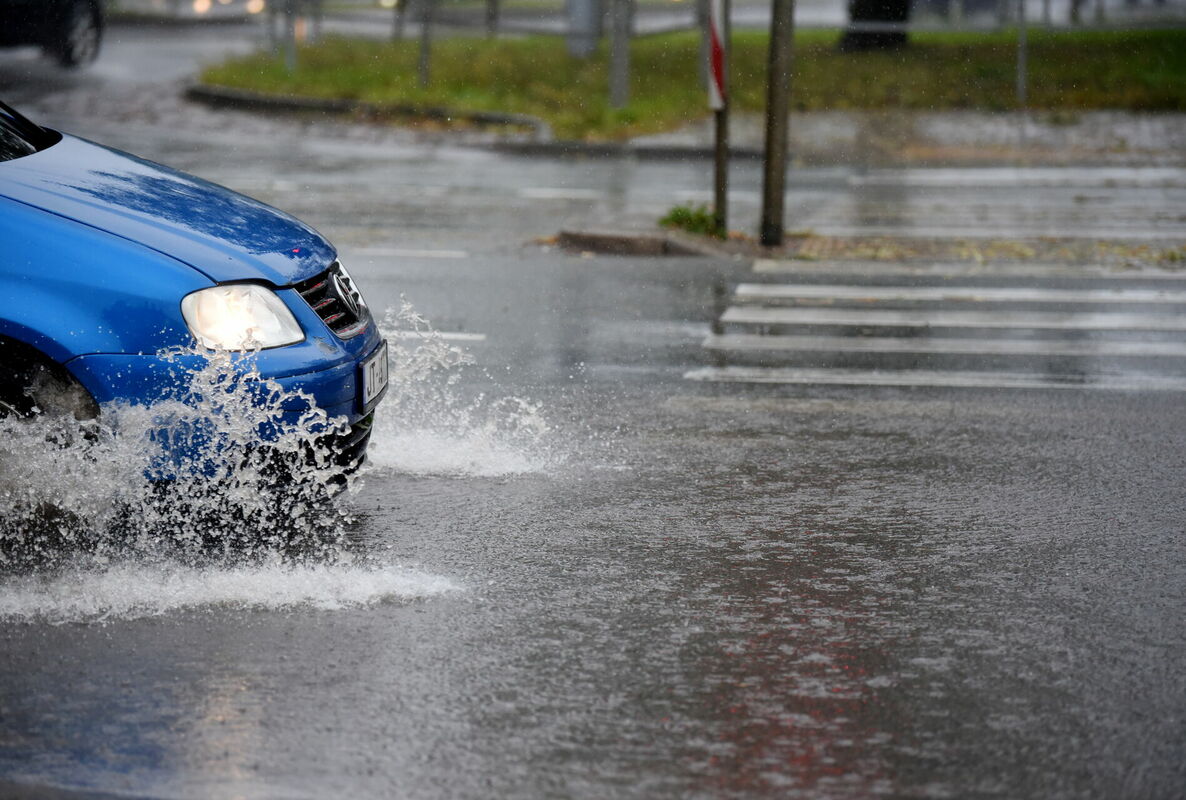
xmin=360 ymin=340 xmax=389 ymax=410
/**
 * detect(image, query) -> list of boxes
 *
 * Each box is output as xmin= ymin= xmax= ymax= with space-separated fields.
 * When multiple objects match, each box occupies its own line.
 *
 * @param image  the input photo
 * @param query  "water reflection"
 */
xmin=71 ymin=168 xmax=324 ymax=259
xmin=680 ymin=518 xmax=898 ymax=797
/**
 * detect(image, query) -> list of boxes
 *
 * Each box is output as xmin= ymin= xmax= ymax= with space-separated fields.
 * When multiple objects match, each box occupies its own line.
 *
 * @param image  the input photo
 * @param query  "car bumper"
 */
xmin=64 ymin=332 xmax=387 ymax=476
xmin=68 ymin=333 xmax=385 ymax=422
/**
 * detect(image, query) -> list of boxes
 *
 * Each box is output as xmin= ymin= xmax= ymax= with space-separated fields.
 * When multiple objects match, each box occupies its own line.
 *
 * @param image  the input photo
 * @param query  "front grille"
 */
xmin=293 ymin=261 xmax=370 ymax=339
xmin=302 ymin=412 xmax=374 ymax=494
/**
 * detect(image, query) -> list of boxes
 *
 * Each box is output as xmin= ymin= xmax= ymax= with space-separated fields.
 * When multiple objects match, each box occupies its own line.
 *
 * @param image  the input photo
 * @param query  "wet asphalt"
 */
xmin=2 ymin=19 xmax=1186 ymax=800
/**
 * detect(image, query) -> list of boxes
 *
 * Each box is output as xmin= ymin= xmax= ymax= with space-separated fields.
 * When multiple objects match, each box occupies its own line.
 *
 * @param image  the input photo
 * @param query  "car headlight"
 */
xmin=181 ymin=284 xmax=304 ymax=351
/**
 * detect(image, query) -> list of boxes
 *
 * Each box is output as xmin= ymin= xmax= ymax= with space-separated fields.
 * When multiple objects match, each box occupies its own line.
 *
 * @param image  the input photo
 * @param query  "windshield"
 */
xmin=0 ymin=119 xmax=38 ymax=162
xmin=0 ymin=103 xmax=58 ymax=162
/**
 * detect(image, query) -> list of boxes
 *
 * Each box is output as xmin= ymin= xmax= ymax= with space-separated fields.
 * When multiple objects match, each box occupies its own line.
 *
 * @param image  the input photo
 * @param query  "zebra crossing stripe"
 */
xmin=684 ymin=366 xmax=1186 ymax=391
xmin=734 ymin=283 xmax=1186 ymax=305
xmin=752 ymin=260 xmax=1186 ymax=280
xmin=702 ymin=333 xmax=1186 ymax=358
xmin=721 ymin=306 xmax=1186 ymax=332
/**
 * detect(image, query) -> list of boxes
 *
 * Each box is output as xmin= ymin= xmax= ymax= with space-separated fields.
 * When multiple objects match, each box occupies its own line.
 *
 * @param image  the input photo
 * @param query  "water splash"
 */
xmin=0 ymin=561 xmax=459 ymax=624
xmin=0 ymin=347 xmax=462 ymax=623
xmin=0 ymin=299 xmax=548 ymax=622
xmin=0 ymin=348 xmax=353 ymax=570
xmin=366 ymin=300 xmax=554 ymax=478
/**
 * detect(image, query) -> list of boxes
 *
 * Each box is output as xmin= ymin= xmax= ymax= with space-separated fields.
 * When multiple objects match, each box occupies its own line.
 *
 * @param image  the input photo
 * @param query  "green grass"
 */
xmin=200 ymin=29 xmax=1186 ymax=140
xmin=660 ymin=202 xmax=723 ymax=238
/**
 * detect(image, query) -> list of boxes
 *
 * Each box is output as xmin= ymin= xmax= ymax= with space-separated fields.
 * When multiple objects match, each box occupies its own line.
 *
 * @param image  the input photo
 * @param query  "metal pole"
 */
xmin=312 ymin=0 xmax=324 ymax=43
xmin=418 ymin=0 xmax=434 ymax=87
xmin=486 ymin=0 xmax=501 ymax=36
xmin=609 ymin=0 xmax=631 ymax=108
xmin=284 ymin=0 xmax=297 ymax=73
xmin=760 ymin=0 xmax=795 ymax=246
xmin=566 ymin=0 xmax=602 ymax=58
xmin=696 ymin=0 xmax=710 ymax=88
xmin=1017 ymin=0 xmax=1028 ymax=154
xmin=1017 ymin=0 xmax=1027 ymax=110
xmin=393 ymin=0 xmax=407 ymax=40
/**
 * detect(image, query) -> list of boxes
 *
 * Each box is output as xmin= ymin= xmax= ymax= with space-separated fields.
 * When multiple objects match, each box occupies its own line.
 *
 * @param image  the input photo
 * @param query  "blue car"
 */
xmin=0 ymin=102 xmax=388 ymax=476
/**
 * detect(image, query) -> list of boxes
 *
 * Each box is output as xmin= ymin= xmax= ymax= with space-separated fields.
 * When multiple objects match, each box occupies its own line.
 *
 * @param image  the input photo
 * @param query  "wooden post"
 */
xmin=760 ymin=0 xmax=795 ymax=246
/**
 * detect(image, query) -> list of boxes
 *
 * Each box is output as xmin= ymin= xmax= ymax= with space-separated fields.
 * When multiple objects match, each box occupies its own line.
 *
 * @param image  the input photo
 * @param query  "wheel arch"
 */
xmin=0 ymin=333 xmax=99 ymax=420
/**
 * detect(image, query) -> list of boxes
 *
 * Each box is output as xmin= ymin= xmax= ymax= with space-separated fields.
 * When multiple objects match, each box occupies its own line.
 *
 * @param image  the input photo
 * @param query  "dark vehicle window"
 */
xmin=0 ymin=119 xmax=38 ymax=162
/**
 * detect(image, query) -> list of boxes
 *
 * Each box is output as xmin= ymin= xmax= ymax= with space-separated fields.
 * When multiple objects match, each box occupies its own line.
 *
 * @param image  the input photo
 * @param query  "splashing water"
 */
xmin=0 ymin=300 xmax=551 ymax=622
xmin=0 ymin=348 xmax=350 ymax=565
xmin=367 ymin=301 xmax=555 ymax=478
xmin=0 ymin=561 xmax=459 ymax=624
xmin=0 ymin=347 xmax=458 ymax=622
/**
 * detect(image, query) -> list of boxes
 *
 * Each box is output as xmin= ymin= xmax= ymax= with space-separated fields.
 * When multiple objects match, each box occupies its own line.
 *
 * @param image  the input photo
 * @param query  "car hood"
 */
xmin=0 ymin=134 xmax=335 ymax=286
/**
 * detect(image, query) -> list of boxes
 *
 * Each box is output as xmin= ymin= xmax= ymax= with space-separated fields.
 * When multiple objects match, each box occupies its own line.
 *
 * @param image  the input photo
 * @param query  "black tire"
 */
xmin=0 ymin=337 xmax=98 ymax=421
xmin=50 ymin=0 xmax=102 ymax=69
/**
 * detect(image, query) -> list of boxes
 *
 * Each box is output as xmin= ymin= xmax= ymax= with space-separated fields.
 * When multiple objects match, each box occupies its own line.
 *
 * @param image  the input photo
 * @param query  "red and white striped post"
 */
xmin=707 ymin=0 xmax=726 ymax=112
xmin=707 ymin=0 xmax=729 ymax=236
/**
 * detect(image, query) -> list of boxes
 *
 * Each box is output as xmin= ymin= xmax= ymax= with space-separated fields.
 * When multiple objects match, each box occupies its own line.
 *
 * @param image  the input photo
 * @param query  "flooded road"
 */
xmin=2 ymin=25 xmax=1186 ymax=800
xmin=2 ymin=249 xmax=1184 ymax=799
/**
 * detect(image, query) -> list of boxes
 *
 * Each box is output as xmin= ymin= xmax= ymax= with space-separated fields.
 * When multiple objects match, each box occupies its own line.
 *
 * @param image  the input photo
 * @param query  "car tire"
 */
xmin=50 ymin=0 xmax=102 ymax=69
xmin=0 ymin=338 xmax=98 ymax=421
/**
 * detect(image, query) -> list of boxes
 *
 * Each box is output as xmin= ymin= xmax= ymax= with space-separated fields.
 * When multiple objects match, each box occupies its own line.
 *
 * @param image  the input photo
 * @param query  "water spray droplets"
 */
xmin=368 ymin=299 xmax=555 ymax=478
xmin=0 ymin=347 xmax=356 ymax=573
xmin=0 ymin=301 xmax=551 ymax=621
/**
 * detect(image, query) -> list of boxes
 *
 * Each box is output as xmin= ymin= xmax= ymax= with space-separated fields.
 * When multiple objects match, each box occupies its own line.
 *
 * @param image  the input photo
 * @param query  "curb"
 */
xmin=184 ymin=84 xmax=554 ymax=140
xmin=185 ymin=84 xmax=766 ymax=161
xmin=491 ymin=140 xmax=764 ymax=161
xmin=557 ymin=229 xmax=732 ymax=257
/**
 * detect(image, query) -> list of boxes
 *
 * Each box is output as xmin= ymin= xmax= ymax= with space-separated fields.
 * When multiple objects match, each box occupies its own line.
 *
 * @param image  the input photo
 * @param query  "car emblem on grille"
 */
xmin=331 ymin=271 xmax=360 ymax=319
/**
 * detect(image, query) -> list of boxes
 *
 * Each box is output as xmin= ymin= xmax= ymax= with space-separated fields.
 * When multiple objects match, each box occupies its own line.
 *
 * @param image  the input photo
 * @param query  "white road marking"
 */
xmin=390 ymin=331 xmax=487 ymax=342
xmin=796 ymin=226 xmax=1183 ymax=241
xmin=752 ymin=260 xmax=1186 ymax=280
xmin=734 ymin=283 xmax=1186 ymax=305
xmin=847 ymin=167 xmax=1186 ymax=188
xmin=518 ymin=187 xmax=606 ymax=201
xmin=702 ymin=333 xmax=1186 ymax=358
xmin=721 ymin=305 xmax=1186 ymax=332
xmin=684 ymin=366 xmax=1186 ymax=392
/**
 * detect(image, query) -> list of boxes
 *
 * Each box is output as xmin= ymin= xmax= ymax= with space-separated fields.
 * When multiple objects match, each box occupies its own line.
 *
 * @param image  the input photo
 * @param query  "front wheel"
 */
xmin=0 ymin=339 xmax=98 ymax=421
xmin=50 ymin=1 xmax=102 ymax=69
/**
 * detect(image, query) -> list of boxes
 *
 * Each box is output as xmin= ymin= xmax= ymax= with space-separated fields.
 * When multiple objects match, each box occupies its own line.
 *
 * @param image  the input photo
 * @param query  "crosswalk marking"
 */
xmin=517 ymin=187 xmax=606 ymax=201
xmin=391 ymin=331 xmax=488 ymax=342
xmin=734 ymin=283 xmax=1186 ymax=305
xmin=702 ymin=333 xmax=1186 ymax=359
xmin=685 ymin=366 xmax=1186 ymax=392
xmin=846 ymin=167 xmax=1186 ymax=188
xmin=721 ymin=306 xmax=1186 ymax=333
xmin=692 ymin=267 xmax=1186 ymax=392
xmin=752 ymin=260 xmax=1186 ymax=280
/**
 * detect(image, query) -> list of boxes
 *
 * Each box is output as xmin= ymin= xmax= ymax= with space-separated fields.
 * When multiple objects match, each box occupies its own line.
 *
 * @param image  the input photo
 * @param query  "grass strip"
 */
xmin=200 ymin=29 xmax=1186 ymax=140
